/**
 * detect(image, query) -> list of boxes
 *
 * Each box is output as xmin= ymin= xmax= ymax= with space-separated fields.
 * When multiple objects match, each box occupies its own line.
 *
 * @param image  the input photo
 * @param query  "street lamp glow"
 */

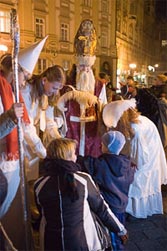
xmin=148 ymin=65 xmax=155 ymax=72
xmin=129 ymin=63 xmax=136 ymax=69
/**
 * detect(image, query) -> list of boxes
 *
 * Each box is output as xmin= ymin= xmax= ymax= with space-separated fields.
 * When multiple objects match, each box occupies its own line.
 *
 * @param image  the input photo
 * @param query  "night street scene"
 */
xmin=0 ymin=1 xmax=167 ymax=251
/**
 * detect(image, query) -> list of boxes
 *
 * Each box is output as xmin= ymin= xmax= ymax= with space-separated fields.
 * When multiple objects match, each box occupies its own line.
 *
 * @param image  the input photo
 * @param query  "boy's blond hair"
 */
xmin=47 ymin=138 xmax=77 ymax=160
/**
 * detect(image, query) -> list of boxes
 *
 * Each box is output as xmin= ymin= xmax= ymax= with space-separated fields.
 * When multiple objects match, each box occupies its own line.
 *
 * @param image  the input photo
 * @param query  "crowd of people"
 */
xmin=0 ymin=18 xmax=167 ymax=251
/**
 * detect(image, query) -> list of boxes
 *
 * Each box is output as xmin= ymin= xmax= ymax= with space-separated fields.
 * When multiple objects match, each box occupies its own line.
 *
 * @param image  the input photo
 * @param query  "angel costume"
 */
xmin=103 ymin=99 xmax=167 ymax=218
xmin=0 ymin=37 xmax=48 ymax=250
xmin=0 ymin=74 xmax=46 ymax=249
xmin=126 ymin=115 xmax=167 ymax=218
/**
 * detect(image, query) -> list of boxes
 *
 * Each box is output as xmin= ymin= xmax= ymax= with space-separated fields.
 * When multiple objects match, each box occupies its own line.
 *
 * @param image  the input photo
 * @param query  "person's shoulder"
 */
xmin=76 ymin=171 xmax=91 ymax=179
xmin=102 ymin=153 xmax=128 ymax=167
xmin=110 ymin=153 xmax=131 ymax=165
xmin=75 ymin=171 xmax=96 ymax=184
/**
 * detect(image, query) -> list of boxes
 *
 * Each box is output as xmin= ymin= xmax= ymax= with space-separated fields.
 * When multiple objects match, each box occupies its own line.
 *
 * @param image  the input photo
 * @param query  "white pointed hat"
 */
xmin=18 ymin=35 xmax=48 ymax=74
xmin=102 ymin=98 xmax=136 ymax=128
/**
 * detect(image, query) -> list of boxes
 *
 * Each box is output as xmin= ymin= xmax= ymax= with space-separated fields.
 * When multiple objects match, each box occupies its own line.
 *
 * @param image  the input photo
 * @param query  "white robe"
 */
xmin=126 ymin=115 xmax=167 ymax=218
xmin=20 ymin=84 xmax=61 ymax=142
xmin=20 ymin=84 xmax=62 ymax=180
xmin=0 ymin=95 xmax=46 ymax=218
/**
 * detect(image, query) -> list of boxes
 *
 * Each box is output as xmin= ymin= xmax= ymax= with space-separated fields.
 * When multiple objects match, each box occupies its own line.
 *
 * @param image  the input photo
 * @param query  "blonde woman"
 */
xmin=21 ymin=65 xmax=66 ymax=144
xmin=34 ymin=138 xmax=128 ymax=251
xmin=151 ymin=74 xmax=167 ymax=99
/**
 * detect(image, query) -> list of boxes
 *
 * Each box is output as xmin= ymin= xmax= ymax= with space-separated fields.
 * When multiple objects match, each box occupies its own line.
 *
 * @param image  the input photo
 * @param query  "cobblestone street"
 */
xmin=32 ymin=185 xmax=167 ymax=251
xmin=125 ymin=185 xmax=167 ymax=251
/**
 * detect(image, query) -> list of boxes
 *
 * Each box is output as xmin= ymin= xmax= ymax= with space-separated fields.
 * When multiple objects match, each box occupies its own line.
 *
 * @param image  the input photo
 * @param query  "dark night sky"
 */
xmin=155 ymin=0 xmax=167 ymax=19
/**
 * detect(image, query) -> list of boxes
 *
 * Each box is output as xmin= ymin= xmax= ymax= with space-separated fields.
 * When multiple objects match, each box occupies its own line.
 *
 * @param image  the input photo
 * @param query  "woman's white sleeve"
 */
xmin=23 ymin=123 xmax=46 ymax=159
xmin=45 ymin=105 xmax=61 ymax=138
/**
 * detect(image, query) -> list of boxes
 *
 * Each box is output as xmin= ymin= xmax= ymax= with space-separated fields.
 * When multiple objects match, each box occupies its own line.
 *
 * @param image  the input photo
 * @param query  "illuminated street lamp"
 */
xmin=148 ymin=65 xmax=155 ymax=72
xmin=129 ymin=63 xmax=136 ymax=75
xmin=129 ymin=63 xmax=136 ymax=69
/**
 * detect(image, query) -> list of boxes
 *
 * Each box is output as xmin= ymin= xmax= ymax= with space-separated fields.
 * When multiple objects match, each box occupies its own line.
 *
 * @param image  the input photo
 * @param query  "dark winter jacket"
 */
xmin=34 ymin=158 xmax=126 ymax=251
xmin=77 ymin=153 xmax=135 ymax=214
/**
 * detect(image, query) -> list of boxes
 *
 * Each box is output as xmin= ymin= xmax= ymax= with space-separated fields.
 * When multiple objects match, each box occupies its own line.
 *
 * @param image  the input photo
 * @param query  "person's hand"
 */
xmin=120 ymin=233 xmax=129 ymax=245
xmin=118 ymin=228 xmax=128 ymax=245
xmin=13 ymin=103 xmax=24 ymax=119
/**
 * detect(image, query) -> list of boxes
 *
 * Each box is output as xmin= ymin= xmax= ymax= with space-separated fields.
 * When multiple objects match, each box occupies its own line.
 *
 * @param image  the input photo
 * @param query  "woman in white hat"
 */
xmin=0 ymin=47 xmax=47 ymax=249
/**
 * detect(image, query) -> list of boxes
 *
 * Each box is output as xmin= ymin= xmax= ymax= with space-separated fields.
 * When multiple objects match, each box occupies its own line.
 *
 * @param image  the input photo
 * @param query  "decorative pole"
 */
xmin=10 ymin=7 xmax=32 ymax=251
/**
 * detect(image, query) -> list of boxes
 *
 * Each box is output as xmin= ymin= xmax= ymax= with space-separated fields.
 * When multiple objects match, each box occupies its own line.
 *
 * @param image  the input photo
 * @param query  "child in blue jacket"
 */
xmin=77 ymin=130 xmax=136 ymax=251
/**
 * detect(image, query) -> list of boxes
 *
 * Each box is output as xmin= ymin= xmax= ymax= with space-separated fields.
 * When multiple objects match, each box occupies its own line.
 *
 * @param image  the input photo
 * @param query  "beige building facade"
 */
xmin=116 ymin=0 xmax=160 ymax=86
xmin=0 ymin=0 xmax=161 ymax=87
xmin=0 ymin=0 xmax=117 ymax=84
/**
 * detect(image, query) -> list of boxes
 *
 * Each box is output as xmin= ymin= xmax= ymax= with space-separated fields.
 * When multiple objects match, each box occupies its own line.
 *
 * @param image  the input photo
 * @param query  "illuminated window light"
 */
xmin=0 ymin=44 xmax=8 ymax=51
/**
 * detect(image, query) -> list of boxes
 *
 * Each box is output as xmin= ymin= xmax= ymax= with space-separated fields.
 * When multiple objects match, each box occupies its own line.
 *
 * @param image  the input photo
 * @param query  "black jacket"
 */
xmin=34 ymin=158 xmax=126 ymax=251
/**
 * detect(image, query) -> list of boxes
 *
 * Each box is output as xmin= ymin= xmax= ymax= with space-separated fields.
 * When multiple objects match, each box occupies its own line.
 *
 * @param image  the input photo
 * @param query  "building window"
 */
xmin=129 ymin=1 xmax=137 ymax=15
xmin=117 ymin=13 xmax=121 ymax=32
xmin=61 ymin=1 xmax=69 ymax=8
xmin=162 ymin=40 xmax=167 ymax=47
xmin=35 ymin=18 xmax=45 ymax=38
xmin=60 ymin=23 xmax=69 ymax=41
xmin=144 ymin=1 xmax=151 ymax=14
xmin=83 ymin=0 xmax=91 ymax=7
xmin=62 ymin=60 xmax=70 ymax=71
xmin=38 ymin=58 xmax=47 ymax=73
xmin=116 ymin=0 xmax=121 ymax=10
xmin=123 ymin=0 xmax=127 ymax=17
xmin=101 ymin=32 xmax=108 ymax=47
xmin=122 ymin=19 xmax=127 ymax=35
xmin=128 ymin=24 xmax=133 ymax=39
xmin=0 ymin=11 xmax=10 ymax=33
xmin=101 ymin=1 xmax=108 ymax=13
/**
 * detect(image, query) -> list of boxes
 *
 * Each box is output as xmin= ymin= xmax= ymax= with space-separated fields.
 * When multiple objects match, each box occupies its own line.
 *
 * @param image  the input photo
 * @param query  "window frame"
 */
xmin=60 ymin=22 xmax=69 ymax=42
xmin=0 ymin=10 xmax=10 ymax=33
xmin=35 ymin=17 xmax=45 ymax=38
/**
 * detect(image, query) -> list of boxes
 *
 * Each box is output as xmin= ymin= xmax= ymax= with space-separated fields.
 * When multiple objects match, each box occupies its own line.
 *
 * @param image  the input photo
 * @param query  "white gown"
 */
xmin=21 ymin=84 xmax=61 ymax=140
xmin=0 ymin=95 xmax=46 ymax=218
xmin=126 ymin=115 xmax=167 ymax=218
xmin=20 ymin=84 xmax=62 ymax=180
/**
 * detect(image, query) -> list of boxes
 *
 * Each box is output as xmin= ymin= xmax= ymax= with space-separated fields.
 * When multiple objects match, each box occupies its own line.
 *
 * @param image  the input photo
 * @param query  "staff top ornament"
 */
xmin=74 ymin=19 xmax=97 ymax=57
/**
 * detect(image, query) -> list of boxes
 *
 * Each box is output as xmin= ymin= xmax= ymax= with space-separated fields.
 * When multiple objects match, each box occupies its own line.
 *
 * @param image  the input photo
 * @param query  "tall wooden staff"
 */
xmin=10 ymin=7 xmax=32 ymax=250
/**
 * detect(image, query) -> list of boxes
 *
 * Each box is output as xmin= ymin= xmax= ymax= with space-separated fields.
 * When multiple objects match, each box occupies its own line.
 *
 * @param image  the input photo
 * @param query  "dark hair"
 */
xmin=99 ymin=72 xmax=107 ymax=79
xmin=127 ymin=75 xmax=134 ymax=80
xmin=0 ymin=53 xmax=12 ymax=77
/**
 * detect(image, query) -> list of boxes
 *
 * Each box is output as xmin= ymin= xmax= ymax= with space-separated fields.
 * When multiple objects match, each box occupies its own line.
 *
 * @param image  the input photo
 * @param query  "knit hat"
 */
xmin=101 ymin=130 xmax=126 ymax=155
xmin=18 ymin=35 xmax=48 ymax=74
